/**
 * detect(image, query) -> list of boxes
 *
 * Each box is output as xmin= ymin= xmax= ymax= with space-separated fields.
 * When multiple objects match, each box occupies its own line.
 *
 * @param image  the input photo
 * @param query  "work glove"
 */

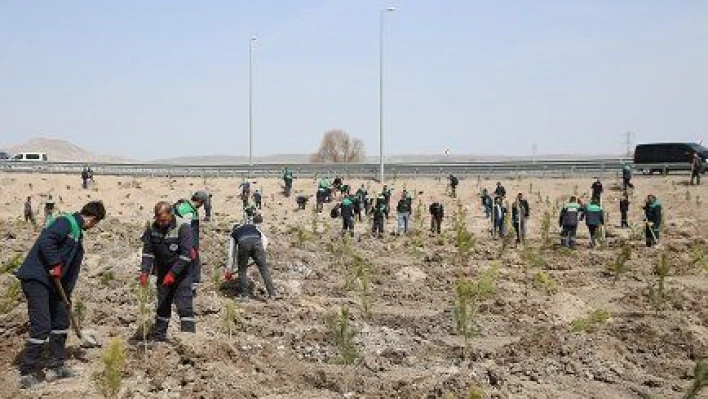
xmin=49 ymin=264 xmax=63 ymax=278
xmin=162 ymin=272 xmax=176 ymax=286
xmin=647 ymin=222 xmax=654 ymax=227
xmin=139 ymin=272 xmax=149 ymax=287
xmin=191 ymin=248 xmax=199 ymax=260
xmin=224 ymin=271 xmax=234 ymax=281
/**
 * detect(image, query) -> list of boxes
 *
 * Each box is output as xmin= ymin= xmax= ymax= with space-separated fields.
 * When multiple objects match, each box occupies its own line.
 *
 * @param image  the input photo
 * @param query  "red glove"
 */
xmin=49 ymin=264 xmax=63 ymax=278
xmin=162 ymin=272 xmax=176 ymax=286
xmin=224 ymin=271 xmax=234 ymax=281
xmin=191 ymin=248 xmax=199 ymax=260
xmin=139 ymin=272 xmax=149 ymax=287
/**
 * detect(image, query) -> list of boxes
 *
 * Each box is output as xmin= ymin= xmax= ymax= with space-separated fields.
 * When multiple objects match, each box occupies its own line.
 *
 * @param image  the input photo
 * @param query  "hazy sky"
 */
xmin=1 ymin=1 xmax=707 ymax=160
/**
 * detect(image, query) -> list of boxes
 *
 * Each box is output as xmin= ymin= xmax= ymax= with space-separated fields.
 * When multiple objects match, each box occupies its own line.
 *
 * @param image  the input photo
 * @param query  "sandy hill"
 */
xmin=3 ymin=138 xmax=131 ymax=163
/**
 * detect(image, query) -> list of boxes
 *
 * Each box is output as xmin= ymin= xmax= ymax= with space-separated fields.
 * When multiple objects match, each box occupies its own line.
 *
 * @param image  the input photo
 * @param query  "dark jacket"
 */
xmin=429 ymin=203 xmax=444 ymax=218
xmin=340 ymin=197 xmax=355 ymax=219
xmin=559 ymin=202 xmax=582 ymax=227
xmin=140 ymin=218 xmax=193 ymax=279
xmin=397 ymin=198 xmax=412 ymax=213
xmin=511 ymin=199 xmax=530 ymax=223
xmin=622 ymin=166 xmax=632 ymax=180
xmin=581 ymin=203 xmax=604 ymax=226
xmin=492 ymin=203 xmax=507 ymax=225
xmin=643 ymin=199 xmax=662 ymax=227
xmin=16 ymin=213 xmax=85 ymax=293
xmin=231 ymin=223 xmax=263 ymax=244
xmin=494 ymin=186 xmax=506 ymax=197
xmin=591 ymin=182 xmax=603 ymax=198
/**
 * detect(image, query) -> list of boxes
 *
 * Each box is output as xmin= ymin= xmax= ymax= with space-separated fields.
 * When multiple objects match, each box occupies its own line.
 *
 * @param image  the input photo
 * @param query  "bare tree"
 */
xmin=311 ymin=130 xmax=365 ymax=163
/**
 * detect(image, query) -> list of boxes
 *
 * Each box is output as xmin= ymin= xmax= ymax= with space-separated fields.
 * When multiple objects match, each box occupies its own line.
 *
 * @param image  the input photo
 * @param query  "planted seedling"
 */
xmin=94 ymin=337 xmax=127 ymax=398
xmin=607 ymin=241 xmax=632 ymax=283
xmin=324 ymin=307 xmax=358 ymax=365
xmin=222 ymin=300 xmax=239 ymax=340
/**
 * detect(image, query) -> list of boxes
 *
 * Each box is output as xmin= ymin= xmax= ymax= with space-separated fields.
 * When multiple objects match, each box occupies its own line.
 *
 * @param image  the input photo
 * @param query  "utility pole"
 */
xmin=379 ymin=7 xmax=396 ymax=183
xmin=248 ymin=36 xmax=257 ymax=178
xmin=625 ymin=131 xmax=633 ymax=157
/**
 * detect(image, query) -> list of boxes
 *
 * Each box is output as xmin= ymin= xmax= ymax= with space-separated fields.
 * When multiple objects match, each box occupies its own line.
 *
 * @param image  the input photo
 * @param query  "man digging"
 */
xmin=15 ymin=201 xmax=106 ymax=389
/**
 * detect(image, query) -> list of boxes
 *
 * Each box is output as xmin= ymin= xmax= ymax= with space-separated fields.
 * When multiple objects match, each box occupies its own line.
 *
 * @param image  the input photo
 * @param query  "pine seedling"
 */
xmin=690 ymin=241 xmax=708 ymax=272
xmin=571 ymin=309 xmax=610 ymax=333
xmin=454 ymin=202 xmax=476 ymax=267
xmin=74 ymin=297 xmax=87 ymax=330
xmin=540 ymin=211 xmax=552 ymax=248
xmin=696 ymin=195 xmax=702 ymax=208
xmin=608 ymin=241 xmax=632 ymax=283
xmin=415 ymin=199 xmax=424 ymax=231
xmin=222 ymin=300 xmax=239 ymax=340
xmin=0 ymin=280 xmax=21 ymax=314
xmin=95 ymin=337 xmax=127 ymax=398
xmin=453 ymin=278 xmax=479 ymax=346
xmin=472 ymin=263 xmax=498 ymax=301
xmin=352 ymin=255 xmax=373 ymax=317
xmin=324 ymin=307 xmax=358 ymax=365
xmin=649 ymin=253 xmax=670 ymax=310
xmin=683 ymin=359 xmax=708 ymax=399
xmin=133 ymin=282 xmax=155 ymax=344
xmin=685 ymin=189 xmax=691 ymax=202
xmin=533 ymin=272 xmax=559 ymax=295
xmin=211 ymin=267 xmax=222 ymax=294
xmin=310 ymin=206 xmax=319 ymax=235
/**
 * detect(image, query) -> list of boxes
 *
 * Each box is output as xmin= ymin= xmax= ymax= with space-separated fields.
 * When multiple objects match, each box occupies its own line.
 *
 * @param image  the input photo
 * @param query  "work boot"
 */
xmin=152 ymin=317 xmax=170 ymax=341
xmin=180 ymin=317 xmax=196 ymax=333
xmin=46 ymin=365 xmax=78 ymax=381
xmin=19 ymin=373 xmax=44 ymax=390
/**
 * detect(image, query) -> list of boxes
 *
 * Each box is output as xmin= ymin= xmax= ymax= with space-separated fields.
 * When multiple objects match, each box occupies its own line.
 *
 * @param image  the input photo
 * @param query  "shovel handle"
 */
xmin=52 ymin=277 xmax=83 ymax=339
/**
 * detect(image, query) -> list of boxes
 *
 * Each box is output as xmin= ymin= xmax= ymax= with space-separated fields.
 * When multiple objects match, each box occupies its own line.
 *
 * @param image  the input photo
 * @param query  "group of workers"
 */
xmin=10 ymin=160 xmax=694 ymax=389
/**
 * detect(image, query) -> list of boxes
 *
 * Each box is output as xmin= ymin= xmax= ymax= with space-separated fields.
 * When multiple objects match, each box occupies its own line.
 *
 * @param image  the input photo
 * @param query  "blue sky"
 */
xmin=1 ymin=1 xmax=707 ymax=160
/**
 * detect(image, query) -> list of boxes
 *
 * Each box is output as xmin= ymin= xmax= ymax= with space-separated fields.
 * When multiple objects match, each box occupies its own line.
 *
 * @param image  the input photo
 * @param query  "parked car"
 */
xmin=13 ymin=152 xmax=48 ymax=162
xmin=633 ymin=142 xmax=707 ymax=174
xmin=0 ymin=151 xmax=9 ymax=160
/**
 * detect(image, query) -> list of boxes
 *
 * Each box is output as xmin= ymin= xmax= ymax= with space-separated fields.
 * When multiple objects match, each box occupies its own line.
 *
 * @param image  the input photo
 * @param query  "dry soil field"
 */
xmin=0 ymin=172 xmax=706 ymax=399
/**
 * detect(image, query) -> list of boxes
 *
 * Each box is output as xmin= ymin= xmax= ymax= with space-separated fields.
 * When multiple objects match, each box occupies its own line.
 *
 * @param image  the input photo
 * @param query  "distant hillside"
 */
xmin=3 ymin=138 xmax=131 ymax=163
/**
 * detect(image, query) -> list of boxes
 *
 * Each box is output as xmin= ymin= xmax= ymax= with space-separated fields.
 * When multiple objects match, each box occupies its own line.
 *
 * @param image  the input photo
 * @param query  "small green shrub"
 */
xmin=648 ymin=253 xmax=670 ymax=310
xmin=0 ymin=254 xmax=22 ymax=274
xmin=571 ymin=309 xmax=610 ymax=333
xmin=533 ymin=272 xmax=558 ymax=295
xmin=453 ymin=279 xmax=479 ymax=344
xmin=540 ymin=211 xmax=552 ymax=248
xmin=133 ymin=282 xmax=155 ymax=343
xmin=100 ymin=270 xmax=116 ymax=286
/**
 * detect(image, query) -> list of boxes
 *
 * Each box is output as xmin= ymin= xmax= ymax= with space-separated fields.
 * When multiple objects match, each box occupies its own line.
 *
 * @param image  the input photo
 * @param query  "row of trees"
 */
xmin=311 ymin=130 xmax=366 ymax=163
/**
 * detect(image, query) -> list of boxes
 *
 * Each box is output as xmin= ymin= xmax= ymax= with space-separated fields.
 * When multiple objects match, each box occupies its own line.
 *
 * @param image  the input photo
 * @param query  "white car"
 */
xmin=13 ymin=152 xmax=48 ymax=161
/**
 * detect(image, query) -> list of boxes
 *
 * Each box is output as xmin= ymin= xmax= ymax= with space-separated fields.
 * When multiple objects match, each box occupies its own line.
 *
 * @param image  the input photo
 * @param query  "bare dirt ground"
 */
xmin=0 ymin=172 xmax=706 ymax=399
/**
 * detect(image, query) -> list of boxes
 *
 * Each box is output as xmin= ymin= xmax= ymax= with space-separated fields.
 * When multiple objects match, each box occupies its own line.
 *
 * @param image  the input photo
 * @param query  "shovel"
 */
xmin=52 ymin=277 xmax=100 ymax=348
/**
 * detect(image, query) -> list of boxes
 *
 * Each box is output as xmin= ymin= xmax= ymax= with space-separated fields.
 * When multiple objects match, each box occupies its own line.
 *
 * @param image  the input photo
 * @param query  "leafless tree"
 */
xmin=311 ymin=130 xmax=365 ymax=163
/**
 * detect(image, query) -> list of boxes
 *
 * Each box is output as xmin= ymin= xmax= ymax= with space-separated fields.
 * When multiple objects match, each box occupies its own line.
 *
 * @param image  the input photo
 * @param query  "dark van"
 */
xmin=633 ymin=142 xmax=707 ymax=174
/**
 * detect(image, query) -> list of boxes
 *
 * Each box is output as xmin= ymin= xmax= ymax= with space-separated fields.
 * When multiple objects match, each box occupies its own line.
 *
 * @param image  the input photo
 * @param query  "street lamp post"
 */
xmin=249 ymin=36 xmax=257 ymax=178
xmin=379 ymin=7 xmax=396 ymax=183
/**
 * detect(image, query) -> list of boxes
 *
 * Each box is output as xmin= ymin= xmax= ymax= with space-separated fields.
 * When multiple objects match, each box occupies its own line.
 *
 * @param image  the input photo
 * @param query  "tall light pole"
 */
xmin=379 ymin=6 xmax=396 ymax=183
xmin=249 ymin=36 xmax=257 ymax=178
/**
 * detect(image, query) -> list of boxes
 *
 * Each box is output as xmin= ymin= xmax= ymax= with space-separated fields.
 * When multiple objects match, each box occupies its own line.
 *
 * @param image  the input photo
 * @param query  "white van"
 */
xmin=13 ymin=152 xmax=48 ymax=161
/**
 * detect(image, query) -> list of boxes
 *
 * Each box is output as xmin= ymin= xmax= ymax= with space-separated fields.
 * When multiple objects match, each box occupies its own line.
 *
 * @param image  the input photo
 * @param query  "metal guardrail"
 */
xmin=0 ymin=158 xmax=641 ymax=179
